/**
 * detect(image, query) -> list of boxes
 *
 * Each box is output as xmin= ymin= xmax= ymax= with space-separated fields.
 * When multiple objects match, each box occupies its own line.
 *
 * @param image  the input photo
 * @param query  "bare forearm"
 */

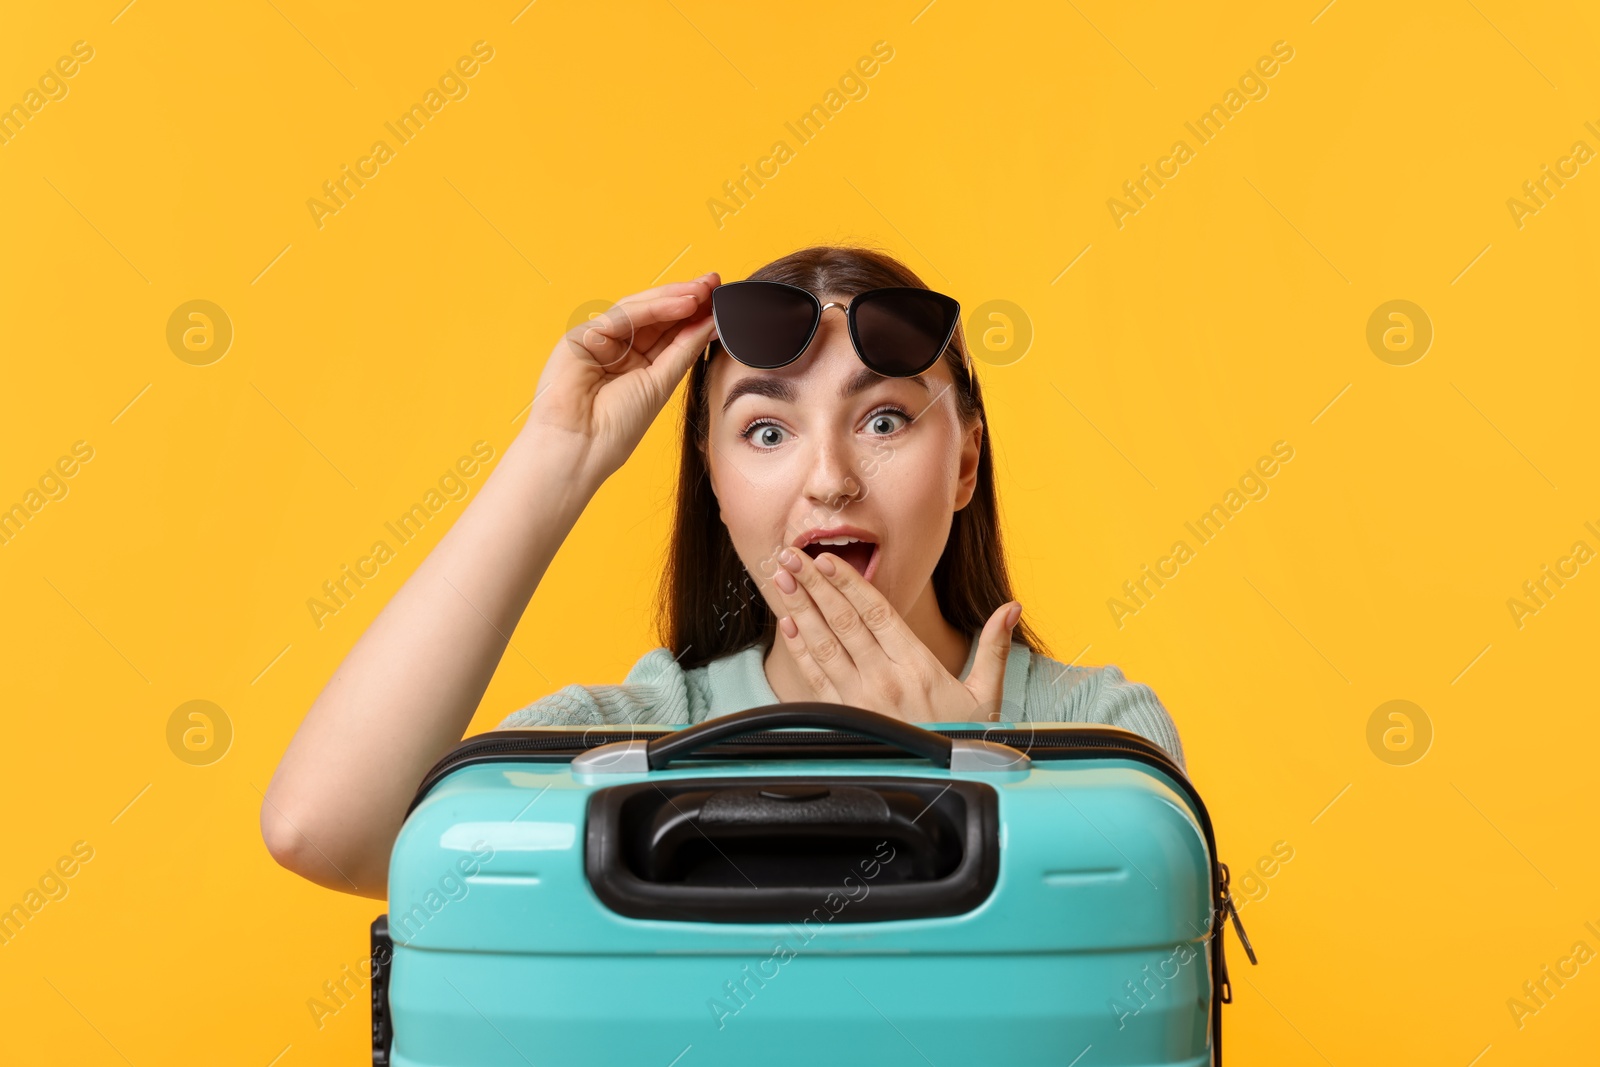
xmin=262 ymin=425 xmax=602 ymax=896
xmin=261 ymin=268 xmax=719 ymax=897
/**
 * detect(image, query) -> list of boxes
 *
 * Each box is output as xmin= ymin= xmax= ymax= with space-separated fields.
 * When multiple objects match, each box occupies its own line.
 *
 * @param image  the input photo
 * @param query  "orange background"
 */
xmin=1 ymin=1 xmax=1596 ymax=1063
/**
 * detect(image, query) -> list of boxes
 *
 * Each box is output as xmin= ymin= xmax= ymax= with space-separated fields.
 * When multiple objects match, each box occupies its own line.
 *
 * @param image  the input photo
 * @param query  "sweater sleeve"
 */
xmin=1022 ymin=658 xmax=1187 ymax=772
xmin=494 ymin=648 xmax=694 ymax=729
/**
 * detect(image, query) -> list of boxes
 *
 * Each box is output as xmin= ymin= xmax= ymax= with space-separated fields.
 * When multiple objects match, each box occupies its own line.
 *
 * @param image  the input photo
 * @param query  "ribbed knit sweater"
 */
xmin=496 ymin=635 xmax=1186 ymax=771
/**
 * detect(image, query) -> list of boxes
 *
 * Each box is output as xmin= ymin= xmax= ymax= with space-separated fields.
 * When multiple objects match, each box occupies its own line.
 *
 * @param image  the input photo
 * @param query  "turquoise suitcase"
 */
xmin=373 ymin=703 xmax=1255 ymax=1065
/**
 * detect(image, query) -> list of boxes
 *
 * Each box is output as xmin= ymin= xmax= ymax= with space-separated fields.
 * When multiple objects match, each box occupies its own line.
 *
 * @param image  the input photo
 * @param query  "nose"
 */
xmin=801 ymin=431 xmax=864 ymax=510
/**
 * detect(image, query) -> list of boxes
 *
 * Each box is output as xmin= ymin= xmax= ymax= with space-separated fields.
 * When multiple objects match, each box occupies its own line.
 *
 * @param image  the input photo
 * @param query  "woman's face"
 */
xmin=703 ymin=293 xmax=983 ymax=622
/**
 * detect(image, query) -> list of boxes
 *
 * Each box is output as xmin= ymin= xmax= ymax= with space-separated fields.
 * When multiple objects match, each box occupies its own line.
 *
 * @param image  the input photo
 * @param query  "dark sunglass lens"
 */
xmin=712 ymin=283 xmax=817 ymax=369
xmin=852 ymin=289 xmax=959 ymax=376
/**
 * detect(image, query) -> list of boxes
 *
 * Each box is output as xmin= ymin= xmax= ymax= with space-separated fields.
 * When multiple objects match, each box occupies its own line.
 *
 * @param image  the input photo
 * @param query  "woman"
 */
xmin=262 ymin=245 xmax=1182 ymax=899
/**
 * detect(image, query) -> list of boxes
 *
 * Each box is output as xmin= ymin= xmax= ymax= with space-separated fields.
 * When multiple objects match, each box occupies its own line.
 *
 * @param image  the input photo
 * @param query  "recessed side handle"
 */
xmin=586 ymin=776 xmax=1001 ymax=922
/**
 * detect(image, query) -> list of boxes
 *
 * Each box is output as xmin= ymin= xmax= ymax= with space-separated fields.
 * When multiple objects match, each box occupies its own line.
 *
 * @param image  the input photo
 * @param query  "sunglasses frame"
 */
xmin=703 ymin=280 xmax=971 ymax=390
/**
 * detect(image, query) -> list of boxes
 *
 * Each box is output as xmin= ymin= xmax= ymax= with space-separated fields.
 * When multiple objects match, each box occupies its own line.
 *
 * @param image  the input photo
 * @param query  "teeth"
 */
xmin=815 ymin=536 xmax=861 ymax=545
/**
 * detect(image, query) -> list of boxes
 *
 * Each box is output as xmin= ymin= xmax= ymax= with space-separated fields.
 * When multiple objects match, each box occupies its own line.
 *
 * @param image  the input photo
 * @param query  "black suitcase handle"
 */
xmin=645 ymin=702 xmax=954 ymax=770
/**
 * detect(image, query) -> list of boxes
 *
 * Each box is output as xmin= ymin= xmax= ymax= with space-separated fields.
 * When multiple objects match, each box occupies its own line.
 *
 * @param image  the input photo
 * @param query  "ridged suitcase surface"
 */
xmin=376 ymin=703 xmax=1253 ymax=1066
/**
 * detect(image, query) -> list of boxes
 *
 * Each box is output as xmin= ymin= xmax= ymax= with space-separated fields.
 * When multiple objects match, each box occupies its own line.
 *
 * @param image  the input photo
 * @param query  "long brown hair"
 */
xmin=656 ymin=244 xmax=1047 ymax=669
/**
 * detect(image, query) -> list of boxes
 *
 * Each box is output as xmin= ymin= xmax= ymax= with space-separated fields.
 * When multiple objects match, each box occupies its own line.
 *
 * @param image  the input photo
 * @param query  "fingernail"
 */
xmin=775 ymin=569 xmax=797 ymax=593
xmin=779 ymin=548 xmax=802 ymax=572
xmin=813 ymin=553 xmax=836 ymax=576
xmin=1007 ymin=602 xmax=1022 ymax=628
xmin=779 ymin=616 xmax=798 ymax=638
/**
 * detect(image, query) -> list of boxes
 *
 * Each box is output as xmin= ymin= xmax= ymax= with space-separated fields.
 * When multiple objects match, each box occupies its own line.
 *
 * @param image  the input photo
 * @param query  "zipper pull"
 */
xmin=1218 ymin=862 xmax=1258 ymax=965
xmin=1215 ymin=910 xmax=1232 ymax=1004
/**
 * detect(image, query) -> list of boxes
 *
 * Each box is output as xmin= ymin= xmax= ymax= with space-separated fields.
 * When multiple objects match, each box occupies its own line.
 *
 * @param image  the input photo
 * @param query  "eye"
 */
xmin=738 ymin=419 xmax=790 ymax=449
xmin=863 ymin=406 xmax=911 ymax=436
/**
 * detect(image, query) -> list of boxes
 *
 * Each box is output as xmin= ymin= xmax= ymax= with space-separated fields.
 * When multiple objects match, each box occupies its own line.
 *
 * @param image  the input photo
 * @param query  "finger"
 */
xmin=777 ymin=614 xmax=841 ymax=701
xmin=964 ymin=602 xmax=1021 ymax=721
xmin=809 ymin=549 xmax=918 ymax=662
xmin=572 ymin=287 xmax=716 ymax=366
xmin=779 ymin=548 xmax=897 ymax=682
xmin=641 ymin=301 xmax=716 ymax=363
xmin=613 ymin=272 xmax=720 ymax=308
xmin=771 ymin=550 xmax=860 ymax=692
xmin=635 ymin=275 xmax=722 ymax=351
xmin=639 ymin=311 xmax=716 ymax=405
xmin=575 ymin=292 xmax=702 ymax=357
xmin=678 ymin=272 xmax=719 ymax=312
xmin=573 ymin=275 xmax=720 ymax=368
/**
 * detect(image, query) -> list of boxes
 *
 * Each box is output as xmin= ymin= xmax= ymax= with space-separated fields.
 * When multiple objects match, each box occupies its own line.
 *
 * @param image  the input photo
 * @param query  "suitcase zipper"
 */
xmin=1212 ymin=862 xmax=1258 ymax=1006
xmin=1219 ymin=862 xmax=1257 ymax=965
xmin=410 ymin=725 xmax=1200 ymax=801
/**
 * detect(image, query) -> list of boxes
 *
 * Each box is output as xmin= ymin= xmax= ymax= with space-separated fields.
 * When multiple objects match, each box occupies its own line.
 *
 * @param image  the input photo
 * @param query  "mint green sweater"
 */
xmin=497 ymin=634 xmax=1186 ymax=771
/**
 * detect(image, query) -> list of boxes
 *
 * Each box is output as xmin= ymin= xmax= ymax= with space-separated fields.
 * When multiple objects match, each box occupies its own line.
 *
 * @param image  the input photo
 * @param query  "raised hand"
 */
xmin=526 ymin=272 xmax=719 ymax=482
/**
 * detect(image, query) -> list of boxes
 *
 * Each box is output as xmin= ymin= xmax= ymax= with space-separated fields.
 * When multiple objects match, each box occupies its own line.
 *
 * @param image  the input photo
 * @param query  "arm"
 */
xmin=259 ymin=427 xmax=600 ymax=898
xmin=261 ymin=273 xmax=720 ymax=898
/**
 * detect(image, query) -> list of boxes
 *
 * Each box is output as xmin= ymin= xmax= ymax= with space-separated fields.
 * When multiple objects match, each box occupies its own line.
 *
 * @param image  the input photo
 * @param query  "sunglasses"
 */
xmin=704 ymin=280 xmax=969 ymax=388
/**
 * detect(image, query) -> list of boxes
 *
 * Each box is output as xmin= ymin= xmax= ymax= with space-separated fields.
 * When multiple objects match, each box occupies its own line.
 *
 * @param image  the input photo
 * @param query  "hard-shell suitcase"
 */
xmin=373 ymin=703 xmax=1255 ymax=1066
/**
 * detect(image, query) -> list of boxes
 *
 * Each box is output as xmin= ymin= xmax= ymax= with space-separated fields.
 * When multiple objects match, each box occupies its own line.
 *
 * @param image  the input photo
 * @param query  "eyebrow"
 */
xmin=720 ymin=365 xmax=929 ymax=415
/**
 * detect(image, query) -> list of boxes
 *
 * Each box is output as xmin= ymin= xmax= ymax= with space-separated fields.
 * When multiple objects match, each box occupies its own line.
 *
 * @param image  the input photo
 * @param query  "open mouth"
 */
xmin=799 ymin=536 xmax=879 ymax=581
